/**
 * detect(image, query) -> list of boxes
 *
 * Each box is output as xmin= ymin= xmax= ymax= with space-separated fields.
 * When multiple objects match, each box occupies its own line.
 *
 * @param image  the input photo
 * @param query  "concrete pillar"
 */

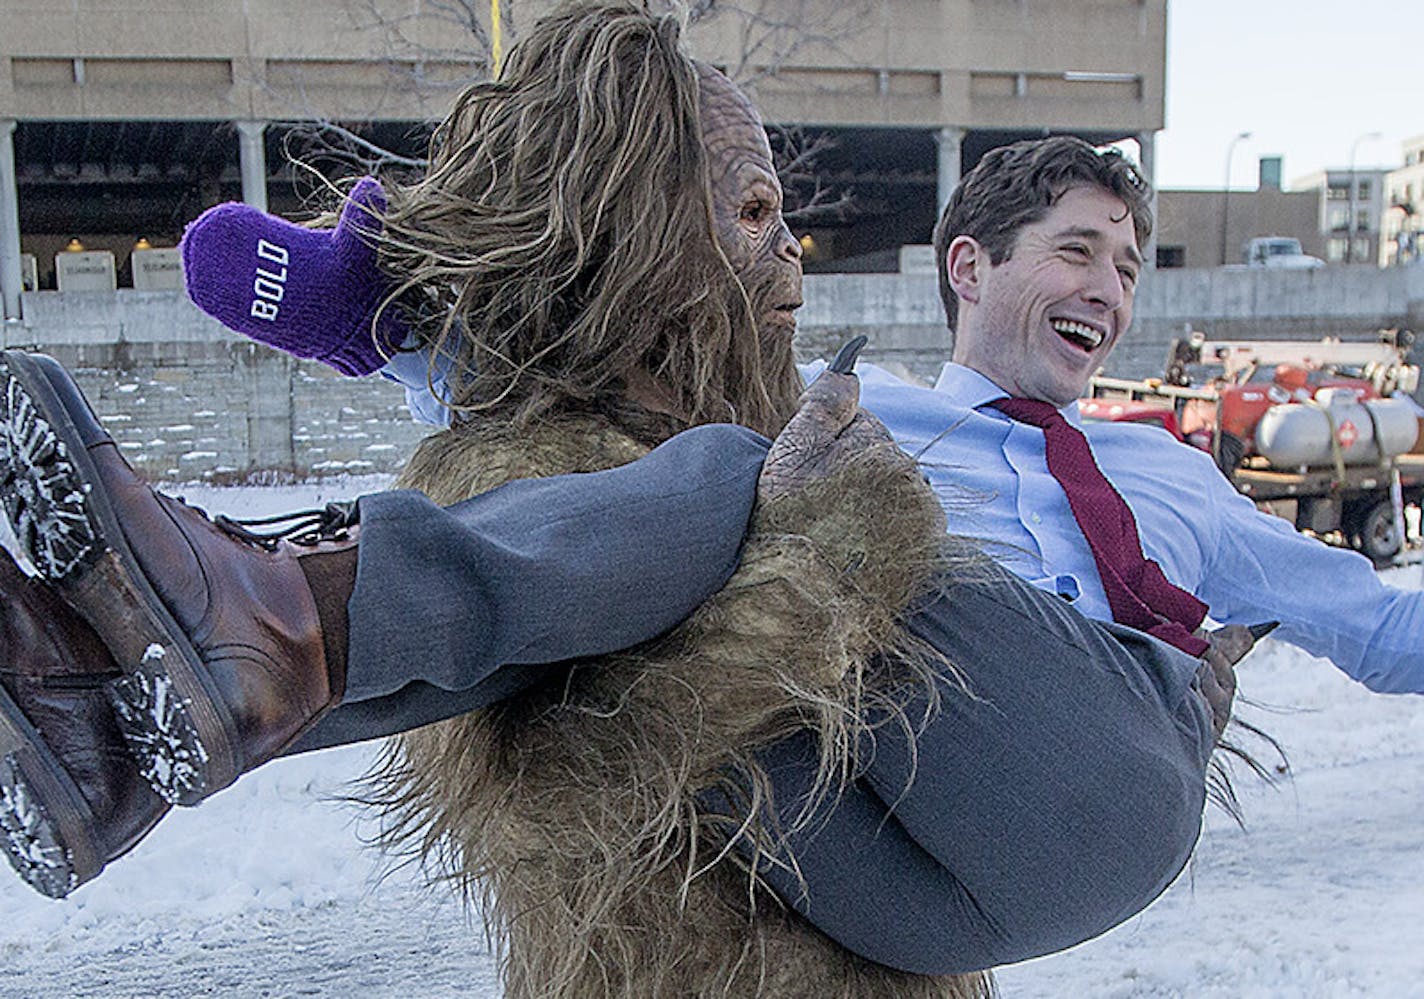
xmin=239 ymin=344 xmax=295 ymax=473
xmin=0 ymin=119 xmax=23 ymax=321
xmin=936 ymin=126 xmax=965 ymax=217
xmin=1137 ymin=129 xmax=1159 ymax=269
xmin=235 ymin=120 xmax=268 ymax=213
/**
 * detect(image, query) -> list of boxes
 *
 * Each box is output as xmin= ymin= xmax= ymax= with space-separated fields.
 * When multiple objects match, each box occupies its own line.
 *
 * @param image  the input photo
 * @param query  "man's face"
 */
xmin=948 ymin=184 xmax=1142 ymax=407
xmin=697 ymin=69 xmax=803 ymax=345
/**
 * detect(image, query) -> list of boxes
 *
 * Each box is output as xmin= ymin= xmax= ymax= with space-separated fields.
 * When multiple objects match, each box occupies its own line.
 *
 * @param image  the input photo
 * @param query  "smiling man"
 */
xmin=835 ymin=135 xmax=1424 ymax=693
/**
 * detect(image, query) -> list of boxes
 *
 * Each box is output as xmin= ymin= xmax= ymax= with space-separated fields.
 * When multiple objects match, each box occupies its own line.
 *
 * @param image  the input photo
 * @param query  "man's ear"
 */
xmin=946 ymin=235 xmax=984 ymax=306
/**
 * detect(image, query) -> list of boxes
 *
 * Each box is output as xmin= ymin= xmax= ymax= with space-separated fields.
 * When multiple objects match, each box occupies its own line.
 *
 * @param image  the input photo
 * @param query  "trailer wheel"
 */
xmin=1349 ymin=499 xmax=1401 ymax=566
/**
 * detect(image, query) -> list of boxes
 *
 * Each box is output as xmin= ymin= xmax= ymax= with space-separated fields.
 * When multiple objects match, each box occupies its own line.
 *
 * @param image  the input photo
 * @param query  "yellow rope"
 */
xmin=491 ymin=0 xmax=504 ymax=77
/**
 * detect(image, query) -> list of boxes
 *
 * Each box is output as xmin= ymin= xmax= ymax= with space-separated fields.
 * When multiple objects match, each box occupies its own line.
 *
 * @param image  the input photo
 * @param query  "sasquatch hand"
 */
xmin=1196 ymin=623 xmax=1254 ymax=743
xmin=741 ymin=339 xmax=944 ymax=676
xmin=757 ymin=363 xmax=895 ymax=505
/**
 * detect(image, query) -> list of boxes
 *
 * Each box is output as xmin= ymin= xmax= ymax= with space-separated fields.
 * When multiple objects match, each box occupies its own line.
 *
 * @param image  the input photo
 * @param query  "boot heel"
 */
xmin=107 ymin=661 xmax=213 ymax=807
xmin=0 ymin=686 xmax=100 ymax=898
xmin=0 ymin=753 xmax=77 ymax=898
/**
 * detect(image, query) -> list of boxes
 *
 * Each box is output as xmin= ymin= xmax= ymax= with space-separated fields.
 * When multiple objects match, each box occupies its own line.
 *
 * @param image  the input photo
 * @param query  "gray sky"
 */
xmin=1157 ymin=0 xmax=1418 ymax=191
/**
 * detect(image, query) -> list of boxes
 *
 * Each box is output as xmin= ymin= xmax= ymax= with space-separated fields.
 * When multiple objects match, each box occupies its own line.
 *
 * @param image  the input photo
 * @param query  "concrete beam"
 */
xmin=240 ymin=343 xmax=295 ymax=473
xmin=1138 ymin=130 xmax=1158 ymax=269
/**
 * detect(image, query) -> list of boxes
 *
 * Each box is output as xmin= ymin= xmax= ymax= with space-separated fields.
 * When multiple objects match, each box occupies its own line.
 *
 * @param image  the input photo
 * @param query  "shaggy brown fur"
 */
xmin=363 ymin=412 xmax=992 ymax=999
xmin=370 ymin=3 xmax=802 ymax=440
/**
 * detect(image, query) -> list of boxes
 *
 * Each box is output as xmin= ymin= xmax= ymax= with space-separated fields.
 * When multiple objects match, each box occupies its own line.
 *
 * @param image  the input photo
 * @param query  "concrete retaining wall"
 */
xmin=7 ymin=262 xmax=1424 ymax=480
xmin=6 ymin=290 xmax=432 ymax=482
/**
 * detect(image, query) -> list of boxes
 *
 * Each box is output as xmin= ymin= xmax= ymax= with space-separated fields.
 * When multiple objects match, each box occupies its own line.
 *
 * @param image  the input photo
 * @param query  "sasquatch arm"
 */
xmin=661 ymin=422 xmax=954 ymax=818
xmin=665 ymin=366 xmax=952 ymax=754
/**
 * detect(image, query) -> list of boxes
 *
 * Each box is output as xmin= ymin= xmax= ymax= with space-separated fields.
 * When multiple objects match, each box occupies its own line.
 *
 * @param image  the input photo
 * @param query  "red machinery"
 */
xmin=1082 ymin=331 xmax=1424 ymax=564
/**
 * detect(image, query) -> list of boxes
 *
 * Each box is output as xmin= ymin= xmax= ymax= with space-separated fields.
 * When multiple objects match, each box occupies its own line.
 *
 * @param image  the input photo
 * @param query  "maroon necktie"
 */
xmin=991 ymin=398 xmax=1209 ymax=656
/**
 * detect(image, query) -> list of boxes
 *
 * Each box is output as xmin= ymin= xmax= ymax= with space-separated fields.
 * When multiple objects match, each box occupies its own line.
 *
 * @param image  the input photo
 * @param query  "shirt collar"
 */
xmin=932 ymin=362 xmax=1085 ymax=428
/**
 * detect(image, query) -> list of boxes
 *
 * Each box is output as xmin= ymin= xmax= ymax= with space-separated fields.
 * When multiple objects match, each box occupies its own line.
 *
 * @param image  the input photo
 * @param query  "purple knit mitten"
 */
xmin=180 ymin=177 xmax=407 ymax=376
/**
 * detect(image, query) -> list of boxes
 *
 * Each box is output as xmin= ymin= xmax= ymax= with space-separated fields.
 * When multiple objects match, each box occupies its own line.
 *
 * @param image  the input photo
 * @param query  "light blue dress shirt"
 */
xmin=839 ymin=360 xmax=1424 ymax=694
xmin=383 ymin=346 xmax=456 ymax=428
xmin=388 ymin=355 xmax=1424 ymax=694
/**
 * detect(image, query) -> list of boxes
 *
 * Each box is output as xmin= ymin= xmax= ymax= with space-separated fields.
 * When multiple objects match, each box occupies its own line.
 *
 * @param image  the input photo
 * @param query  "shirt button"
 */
xmin=1030 ymin=513 xmax=1042 ymax=524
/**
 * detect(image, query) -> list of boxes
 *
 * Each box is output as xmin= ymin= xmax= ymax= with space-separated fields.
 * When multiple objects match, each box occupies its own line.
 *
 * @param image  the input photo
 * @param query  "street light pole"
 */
xmin=1219 ymin=131 xmax=1252 ymax=266
xmin=1347 ymin=130 xmax=1383 ymax=265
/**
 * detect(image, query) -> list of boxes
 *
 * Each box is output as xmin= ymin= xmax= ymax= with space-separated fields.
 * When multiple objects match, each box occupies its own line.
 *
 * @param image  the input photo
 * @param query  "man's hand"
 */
xmin=1197 ymin=623 xmax=1255 ymax=742
xmin=757 ymin=355 xmax=896 ymax=505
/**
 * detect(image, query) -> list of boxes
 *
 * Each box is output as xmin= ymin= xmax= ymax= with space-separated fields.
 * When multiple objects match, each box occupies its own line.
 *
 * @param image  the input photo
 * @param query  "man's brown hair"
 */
xmin=932 ymin=135 xmax=1153 ymax=332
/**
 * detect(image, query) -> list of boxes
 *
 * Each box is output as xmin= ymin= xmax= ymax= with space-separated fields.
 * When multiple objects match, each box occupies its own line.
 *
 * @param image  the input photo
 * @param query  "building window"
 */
xmin=1327 ymin=182 xmax=1350 ymax=200
xmin=1352 ymin=236 xmax=1371 ymax=260
xmin=1326 ymin=237 xmax=1348 ymax=261
xmin=1357 ymin=208 xmax=1372 ymax=231
xmin=1357 ymin=179 xmax=1372 ymax=201
xmin=1156 ymin=245 xmax=1185 ymax=269
xmin=1328 ymin=206 xmax=1350 ymax=230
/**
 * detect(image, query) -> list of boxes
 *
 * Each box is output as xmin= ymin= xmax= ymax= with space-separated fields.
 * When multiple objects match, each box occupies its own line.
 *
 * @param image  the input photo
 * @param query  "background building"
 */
xmin=1383 ymin=134 xmax=1424 ymax=267
xmin=1154 ymin=156 xmax=1321 ymax=269
xmin=0 ymin=0 xmax=1167 ymax=317
xmin=1291 ymin=166 xmax=1390 ymax=266
xmin=1155 ymin=155 xmax=1413 ymax=271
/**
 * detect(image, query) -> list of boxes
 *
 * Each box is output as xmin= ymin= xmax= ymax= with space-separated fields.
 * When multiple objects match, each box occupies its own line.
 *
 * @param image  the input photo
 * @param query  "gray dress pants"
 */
xmin=292 ymin=423 xmax=767 ymax=752
xmin=288 ymin=422 xmax=1213 ymax=975
xmin=749 ymin=556 xmax=1211 ymax=974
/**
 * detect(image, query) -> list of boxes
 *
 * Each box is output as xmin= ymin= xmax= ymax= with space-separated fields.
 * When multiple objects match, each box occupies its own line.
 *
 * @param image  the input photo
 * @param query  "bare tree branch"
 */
xmin=281 ymin=120 xmax=430 ymax=172
xmin=696 ymin=0 xmax=875 ymax=86
xmin=768 ymin=125 xmax=856 ymax=225
xmin=347 ymin=0 xmax=496 ymax=78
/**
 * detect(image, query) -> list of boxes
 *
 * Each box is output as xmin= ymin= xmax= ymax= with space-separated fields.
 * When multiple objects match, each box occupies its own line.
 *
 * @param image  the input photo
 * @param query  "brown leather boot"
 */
xmin=0 ymin=548 xmax=170 ymax=897
xmin=0 ymin=351 xmax=357 ymax=807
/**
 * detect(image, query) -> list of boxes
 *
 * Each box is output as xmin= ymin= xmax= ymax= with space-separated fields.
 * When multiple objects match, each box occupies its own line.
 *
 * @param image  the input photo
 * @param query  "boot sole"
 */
xmin=0 ymin=353 xmax=237 ymax=807
xmin=0 ymin=683 xmax=101 ymax=898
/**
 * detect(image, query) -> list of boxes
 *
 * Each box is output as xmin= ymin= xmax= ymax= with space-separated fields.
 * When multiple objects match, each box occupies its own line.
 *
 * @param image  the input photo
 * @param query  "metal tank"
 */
xmin=1255 ymin=391 xmax=1420 ymax=468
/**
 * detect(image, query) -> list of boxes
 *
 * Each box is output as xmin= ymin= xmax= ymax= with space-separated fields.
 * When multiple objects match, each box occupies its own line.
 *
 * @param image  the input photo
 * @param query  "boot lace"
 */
xmin=211 ymin=501 xmax=360 ymax=551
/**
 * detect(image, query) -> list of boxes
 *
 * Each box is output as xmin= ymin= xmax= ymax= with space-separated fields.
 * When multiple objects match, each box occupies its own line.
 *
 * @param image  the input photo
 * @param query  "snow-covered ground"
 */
xmin=3 ymin=479 xmax=1422 ymax=998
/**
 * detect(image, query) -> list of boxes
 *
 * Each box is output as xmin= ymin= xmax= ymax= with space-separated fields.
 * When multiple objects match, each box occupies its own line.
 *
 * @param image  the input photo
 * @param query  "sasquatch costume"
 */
xmin=375 ymin=408 xmax=990 ymax=999
xmin=291 ymin=3 xmax=1209 ymax=993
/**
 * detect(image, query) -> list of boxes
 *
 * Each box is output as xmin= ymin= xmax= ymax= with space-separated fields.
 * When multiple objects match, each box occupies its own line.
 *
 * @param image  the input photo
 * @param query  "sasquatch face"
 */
xmin=697 ymin=68 xmax=804 ymax=351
